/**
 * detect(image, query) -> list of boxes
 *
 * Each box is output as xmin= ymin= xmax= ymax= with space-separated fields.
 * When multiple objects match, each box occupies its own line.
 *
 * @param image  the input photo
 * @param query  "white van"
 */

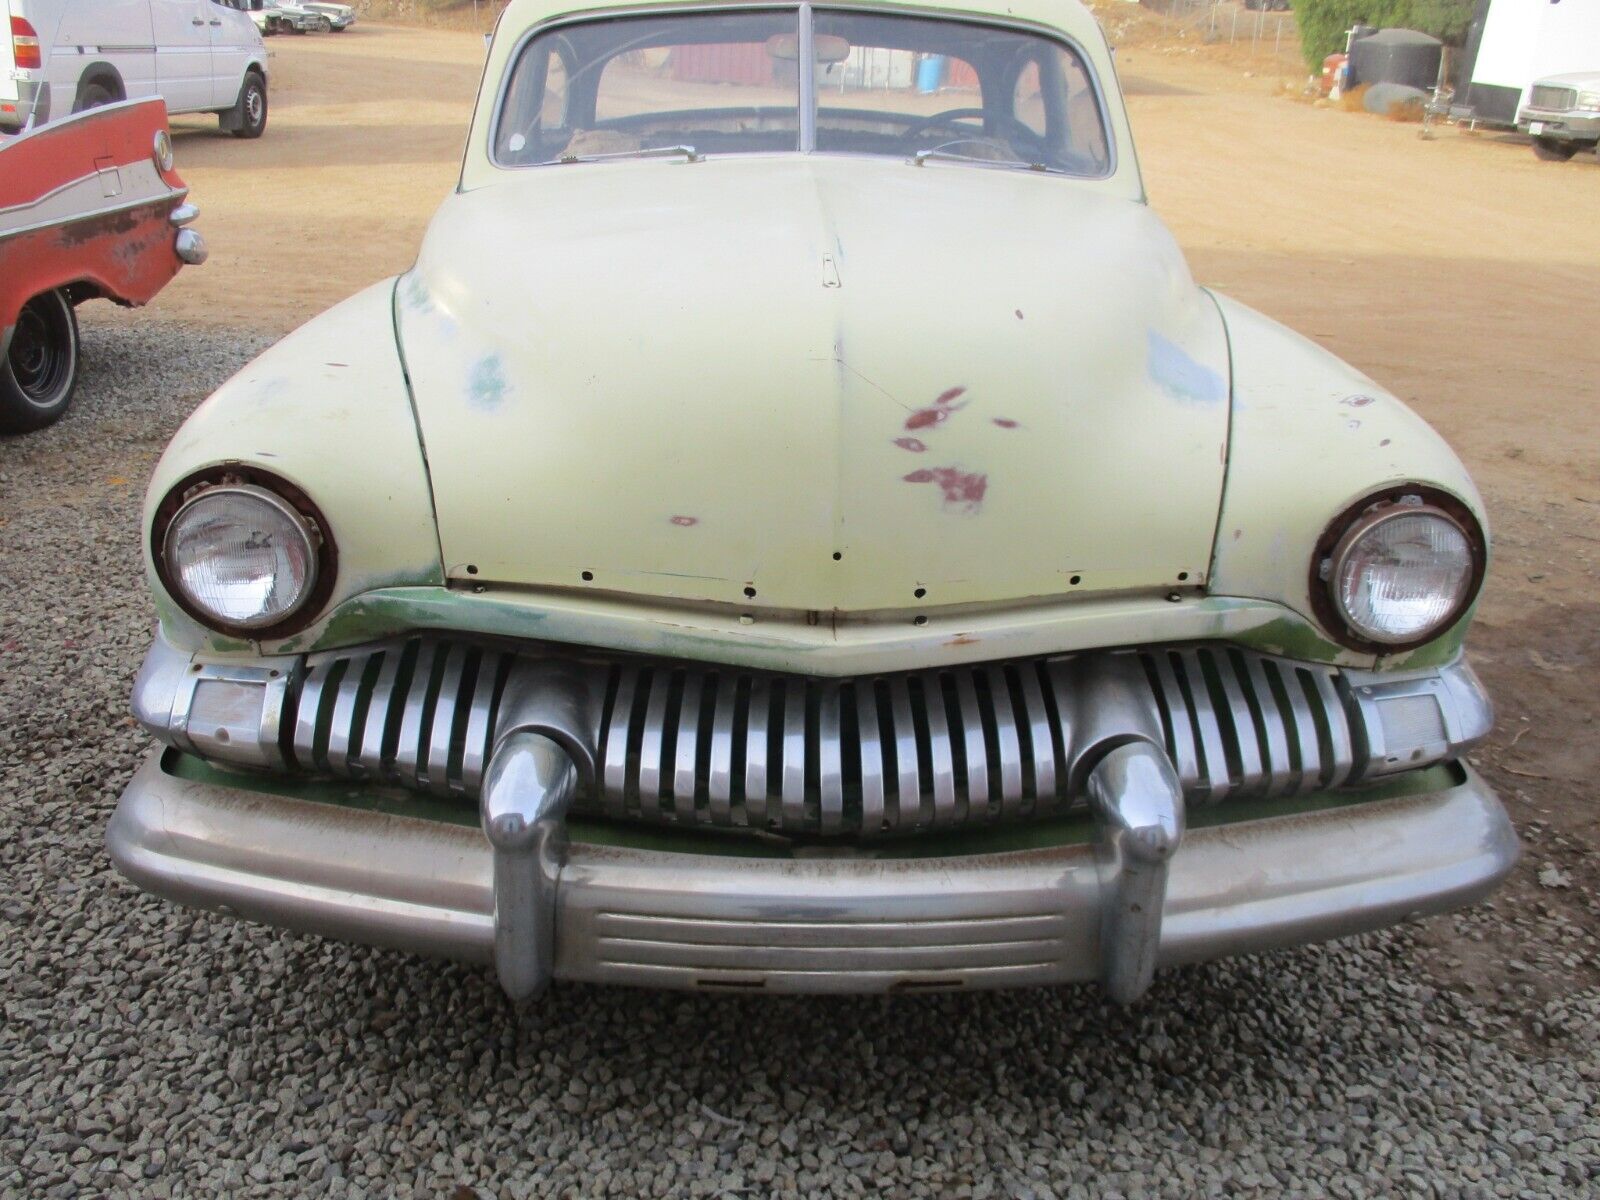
xmin=1 ymin=0 xmax=269 ymax=137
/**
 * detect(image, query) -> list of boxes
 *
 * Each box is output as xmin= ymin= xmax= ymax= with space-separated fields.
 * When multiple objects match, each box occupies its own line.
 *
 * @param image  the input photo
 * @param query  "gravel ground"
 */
xmin=1 ymin=318 xmax=1597 ymax=1200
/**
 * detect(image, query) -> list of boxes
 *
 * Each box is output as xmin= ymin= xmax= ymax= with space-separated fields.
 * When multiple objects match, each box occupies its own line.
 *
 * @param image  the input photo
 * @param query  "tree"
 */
xmin=1290 ymin=0 xmax=1477 ymax=69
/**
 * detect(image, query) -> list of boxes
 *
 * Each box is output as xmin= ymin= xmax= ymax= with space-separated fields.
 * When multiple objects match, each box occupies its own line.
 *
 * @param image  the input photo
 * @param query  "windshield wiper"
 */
xmin=911 ymin=146 xmax=1048 ymax=172
xmin=557 ymin=144 xmax=701 ymax=164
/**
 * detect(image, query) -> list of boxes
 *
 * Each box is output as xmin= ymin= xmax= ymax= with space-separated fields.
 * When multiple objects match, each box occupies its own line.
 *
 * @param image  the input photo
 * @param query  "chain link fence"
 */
xmin=1135 ymin=0 xmax=1302 ymax=65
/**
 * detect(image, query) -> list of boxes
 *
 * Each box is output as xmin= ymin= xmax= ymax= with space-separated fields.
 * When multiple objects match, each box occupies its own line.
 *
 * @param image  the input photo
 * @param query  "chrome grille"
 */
xmin=283 ymin=638 xmax=1362 ymax=836
xmin=597 ymin=659 xmax=1076 ymax=836
xmin=290 ymin=639 xmax=512 ymax=797
xmin=1140 ymin=646 xmax=1355 ymax=805
xmin=1530 ymin=85 xmax=1577 ymax=111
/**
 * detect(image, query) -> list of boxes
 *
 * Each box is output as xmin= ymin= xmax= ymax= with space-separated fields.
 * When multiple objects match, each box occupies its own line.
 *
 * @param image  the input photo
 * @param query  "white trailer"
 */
xmin=1454 ymin=0 xmax=1600 ymax=125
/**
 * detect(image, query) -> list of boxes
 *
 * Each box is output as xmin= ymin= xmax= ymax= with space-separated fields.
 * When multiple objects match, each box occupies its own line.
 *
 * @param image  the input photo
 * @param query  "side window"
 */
xmin=1056 ymin=47 xmax=1108 ymax=167
xmin=499 ymin=46 xmax=571 ymax=163
xmin=1012 ymin=59 xmax=1045 ymax=138
xmin=540 ymin=51 xmax=568 ymax=128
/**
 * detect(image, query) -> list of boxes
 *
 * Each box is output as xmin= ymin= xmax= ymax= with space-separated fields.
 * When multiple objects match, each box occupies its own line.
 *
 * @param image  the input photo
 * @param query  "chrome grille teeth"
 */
xmin=1139 ymin=646 xmax=1357 ymax=804
xmin=284 ymin=638 xmax=1361 ymax=836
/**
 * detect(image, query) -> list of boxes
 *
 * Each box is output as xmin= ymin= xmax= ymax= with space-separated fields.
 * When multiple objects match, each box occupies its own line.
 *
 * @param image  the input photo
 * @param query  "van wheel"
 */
xmin=0 ymin=290 xmax=80 ymax=435
xmin=1532 ymin=137 xmax=1578 ymax=161
xmin=75 ymin=81 xmax=118 ymax=113
xmin=228 ymin=74 xmax=268 ymax=139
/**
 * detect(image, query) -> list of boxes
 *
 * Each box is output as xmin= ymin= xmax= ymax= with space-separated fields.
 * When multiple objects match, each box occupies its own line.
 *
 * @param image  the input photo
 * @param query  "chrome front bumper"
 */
xmin=109 ymin=750 xmax=1518 ymax=1000
xmin=1518 ymin=108 xmax=1600 ymax=140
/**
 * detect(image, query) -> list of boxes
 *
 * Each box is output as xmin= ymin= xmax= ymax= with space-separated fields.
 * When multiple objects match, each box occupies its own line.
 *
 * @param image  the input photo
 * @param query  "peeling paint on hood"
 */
xmin=398 ymin=155 xmax=1231 ymax=612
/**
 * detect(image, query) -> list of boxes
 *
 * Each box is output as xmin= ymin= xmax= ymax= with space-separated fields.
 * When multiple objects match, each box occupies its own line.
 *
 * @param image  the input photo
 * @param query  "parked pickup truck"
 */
xmin=1518 ymin=71 xmax=1600 ymax=160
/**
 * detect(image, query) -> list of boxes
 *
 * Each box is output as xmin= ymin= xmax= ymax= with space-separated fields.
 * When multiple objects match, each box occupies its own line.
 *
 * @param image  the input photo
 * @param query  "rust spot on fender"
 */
xmin=903 ymin=467 xmax=988 ymax=512
xmin=1342 ymin=394 xmax=1376 ymax=407
xmin=52 ymin=207 xmax=145 ymax=248
xmin=669 ymin=515 xmax=699 ymax=527
xmin=893 ymin=436 xmax=927 ymax=453
xmin=946 ymin=635 xmax=980 ymax=647
xmin=1015 ymin=309 xmax=1024 ymax=320
xmin=992 ymin=418 xmax=1019 ymax=429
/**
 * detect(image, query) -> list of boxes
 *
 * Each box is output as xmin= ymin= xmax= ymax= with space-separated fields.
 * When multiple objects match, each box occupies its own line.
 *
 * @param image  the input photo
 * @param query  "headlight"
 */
xmin=1316 ymin=493 xmax=1484 ymax=649
xmin=155 ymin=475 xmax=331 ymax=635
xmin=1579 ymin=91 xmax=1600 ymax=111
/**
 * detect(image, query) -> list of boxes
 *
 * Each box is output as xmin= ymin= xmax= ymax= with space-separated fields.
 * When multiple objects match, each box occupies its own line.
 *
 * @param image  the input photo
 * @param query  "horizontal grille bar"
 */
xmin=283 ymin=638 xmax=1360 ymax=836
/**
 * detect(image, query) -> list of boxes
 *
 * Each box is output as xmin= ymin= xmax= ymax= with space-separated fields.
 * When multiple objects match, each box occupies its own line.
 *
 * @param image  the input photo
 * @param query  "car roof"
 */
xmin=492 ymin=0 xmax=1109 ymax=48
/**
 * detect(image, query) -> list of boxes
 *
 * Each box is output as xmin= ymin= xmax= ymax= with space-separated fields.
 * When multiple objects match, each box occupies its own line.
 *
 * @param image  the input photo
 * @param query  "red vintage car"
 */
xmin=0 ymin=97 xmax=205 ymax=433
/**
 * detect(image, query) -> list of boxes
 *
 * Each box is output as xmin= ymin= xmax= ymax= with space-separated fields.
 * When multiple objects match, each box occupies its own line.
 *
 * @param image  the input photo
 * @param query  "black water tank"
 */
xmin=1348 ymin=28 xmax=1443 ymax=91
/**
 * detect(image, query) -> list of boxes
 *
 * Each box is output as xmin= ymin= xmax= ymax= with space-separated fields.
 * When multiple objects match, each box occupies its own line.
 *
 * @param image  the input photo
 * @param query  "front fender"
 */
xmin=143 ymin=278 xmax=443 ymax=655
xmin=1208 ymin=294 xmax=1487 ymax=669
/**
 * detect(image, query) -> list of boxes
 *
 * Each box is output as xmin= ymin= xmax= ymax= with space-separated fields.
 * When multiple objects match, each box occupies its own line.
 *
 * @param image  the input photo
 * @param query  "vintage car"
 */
xmin=301 ymin=2 xmax=356 ymax=31
xmin=1 ymin=97 xmax=205 ymax=433
xmin=250 ymin=0 xmax=331 ymax=35
xmin=108 ymin=0 xmax=1518 ymax=1004
xmin=1518 ymin=71 xmax=1600 ymax=160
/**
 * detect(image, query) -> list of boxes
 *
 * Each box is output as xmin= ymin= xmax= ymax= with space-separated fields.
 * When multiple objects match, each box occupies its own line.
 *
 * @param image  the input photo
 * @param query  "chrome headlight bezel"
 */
xmin=152 ymin=467 xmax=336 ymax=639
xmin=1311 ymin=487 xmax=1486 ymax=653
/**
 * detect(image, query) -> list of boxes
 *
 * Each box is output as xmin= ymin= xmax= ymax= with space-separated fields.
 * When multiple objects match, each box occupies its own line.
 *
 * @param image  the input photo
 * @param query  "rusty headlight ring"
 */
xmin=152 ymin=466 xmax=337 ymax=640
xmin=1310 ymin=486 xmax=1486 ymax=654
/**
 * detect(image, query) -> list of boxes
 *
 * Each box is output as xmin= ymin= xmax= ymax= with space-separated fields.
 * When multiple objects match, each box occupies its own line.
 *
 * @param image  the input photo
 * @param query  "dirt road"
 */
xmin=117 ymin=23 xmax=1598 ymax=1003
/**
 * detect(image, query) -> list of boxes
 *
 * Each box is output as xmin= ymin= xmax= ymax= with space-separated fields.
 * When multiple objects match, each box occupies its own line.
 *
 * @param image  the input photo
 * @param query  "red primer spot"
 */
xmin=946 ymin=635 xmax=980 ymax=647
xmin=903 ymin=466 xmax=989 ymax=511
xmin=1342 ymin=394 xmax=1375 ymax=407
xmin=905 ymin=387 xmax=969 ymax=431
xmin=992 ymin=418 xmax=1019 ymax=429
xmin=669 ymin=515 xmax=698 ymax=527
xmin=893 ymin=437 xmax=928 ymax=452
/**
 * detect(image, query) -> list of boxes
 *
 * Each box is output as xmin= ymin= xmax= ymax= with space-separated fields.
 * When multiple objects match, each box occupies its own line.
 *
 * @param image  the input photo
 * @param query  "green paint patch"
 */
xmin=468 ymin=354 xmax=509 ymax=410
xmin=162 ymin=753 xmax=1466 ymax=862
xmin=1382 ymin=611 xmax=1472 ymax=671
xmin=399 ymin=270 xmax=433 ymax=315
xmin=167 ymin=751 xmax=478 ymax=828
xmin=1228 ymin=615 xmax=1353 ymax=665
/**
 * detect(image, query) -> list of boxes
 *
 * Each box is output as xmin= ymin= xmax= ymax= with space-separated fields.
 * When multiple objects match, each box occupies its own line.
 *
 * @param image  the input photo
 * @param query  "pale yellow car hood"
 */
xmin=398 ymin=155 xmax=1230 ymax=614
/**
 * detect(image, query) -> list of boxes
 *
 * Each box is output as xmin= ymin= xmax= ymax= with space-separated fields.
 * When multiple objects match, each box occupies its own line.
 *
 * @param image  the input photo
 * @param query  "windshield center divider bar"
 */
xmin=798 ymin=3 xmax=817 ymax=153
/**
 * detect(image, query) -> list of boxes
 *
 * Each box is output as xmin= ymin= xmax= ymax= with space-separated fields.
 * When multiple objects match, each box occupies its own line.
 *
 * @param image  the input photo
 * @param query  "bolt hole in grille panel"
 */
xmin=284 ymin=638 xmax=1370 ymax=838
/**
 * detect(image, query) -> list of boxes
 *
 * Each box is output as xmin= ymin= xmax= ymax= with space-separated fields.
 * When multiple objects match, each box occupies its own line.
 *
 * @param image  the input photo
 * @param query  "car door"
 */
xmin=205 ymin=0 xmax=253 ymax=108
xmin=149 ymin=0 xmax=215 ymax=112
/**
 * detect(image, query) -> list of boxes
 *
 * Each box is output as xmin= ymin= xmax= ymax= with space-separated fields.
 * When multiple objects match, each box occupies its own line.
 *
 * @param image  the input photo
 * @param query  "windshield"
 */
xmin=493 ymin=7 xmax=1111 ymax=175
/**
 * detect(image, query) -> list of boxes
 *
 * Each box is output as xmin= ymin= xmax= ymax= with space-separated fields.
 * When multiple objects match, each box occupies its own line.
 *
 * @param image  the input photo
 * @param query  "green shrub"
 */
xmin=1290 ymin=0 xmax=1476 ymax=69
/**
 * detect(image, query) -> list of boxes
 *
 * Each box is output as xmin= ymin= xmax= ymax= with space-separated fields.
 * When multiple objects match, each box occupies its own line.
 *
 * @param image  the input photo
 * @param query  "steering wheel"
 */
xmin=900 ymin=108 xmax=1044 ymax=155
xmin=901 ymin=107 xmax=988 ymax=139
